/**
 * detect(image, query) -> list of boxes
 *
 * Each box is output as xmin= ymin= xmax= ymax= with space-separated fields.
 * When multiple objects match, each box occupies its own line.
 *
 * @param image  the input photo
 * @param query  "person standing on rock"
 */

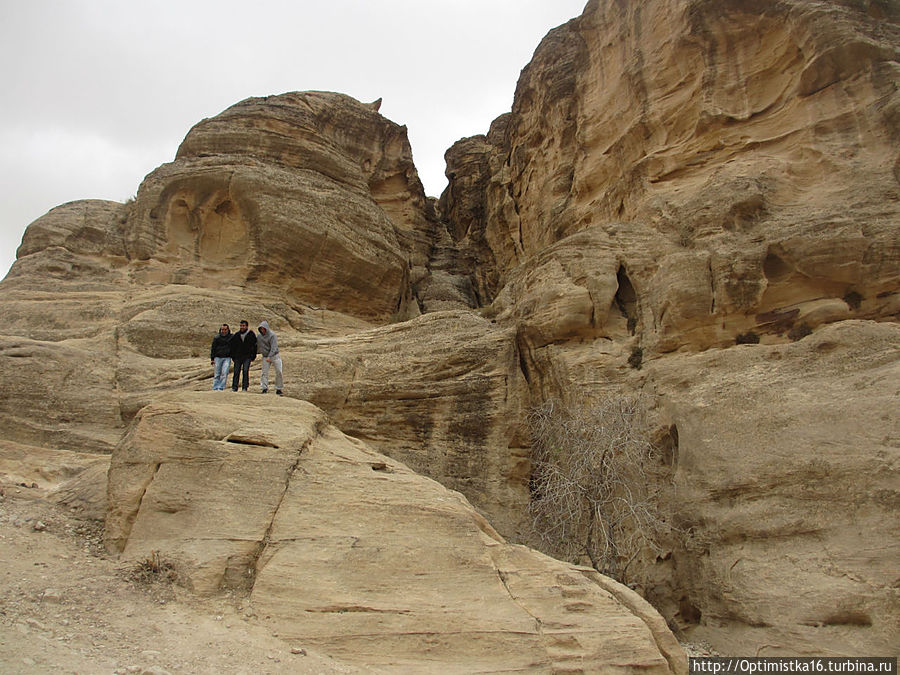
xmin=257 ymin=320 xmax=283 ymax=396
xmin=209 ymin=323 xmax=232 ymax=390
xmin=230 ymin=320 xmax=257 ymax=392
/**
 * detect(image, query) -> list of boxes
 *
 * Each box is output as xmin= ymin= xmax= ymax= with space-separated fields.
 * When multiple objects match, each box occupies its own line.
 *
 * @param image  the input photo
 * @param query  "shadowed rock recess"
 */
xmin=1 ymin=0 xmax=897 ymax=665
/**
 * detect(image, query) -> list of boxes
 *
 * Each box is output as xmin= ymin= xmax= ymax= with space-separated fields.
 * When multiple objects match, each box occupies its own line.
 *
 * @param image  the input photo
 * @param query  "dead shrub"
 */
xmin=628 ymin=346 xmax=643 ymax=369
xmin=526 ymin=396 xmax=668 ymax=581
xmin=126 ymin=550 xmax=180 ymax=585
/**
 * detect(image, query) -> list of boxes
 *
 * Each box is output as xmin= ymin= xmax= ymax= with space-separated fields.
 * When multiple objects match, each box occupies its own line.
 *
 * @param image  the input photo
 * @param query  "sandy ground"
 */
xmin=0 ymin=481 xmax=368 ymax=675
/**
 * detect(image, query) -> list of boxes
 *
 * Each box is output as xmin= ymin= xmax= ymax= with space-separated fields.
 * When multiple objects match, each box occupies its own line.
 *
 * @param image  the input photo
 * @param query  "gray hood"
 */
xmin=257 ymin=321 xmax=279 ymax=357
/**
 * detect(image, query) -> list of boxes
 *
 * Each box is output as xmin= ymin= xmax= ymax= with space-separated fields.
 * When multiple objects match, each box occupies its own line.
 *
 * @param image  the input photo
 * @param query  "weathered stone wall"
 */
xmin=444 ymin=0 xmax=900 ymax=353
xmin=1 ymin=0 xmax=898 ymax=659
xmin=439 ymin=0 xmax=900 ymax=656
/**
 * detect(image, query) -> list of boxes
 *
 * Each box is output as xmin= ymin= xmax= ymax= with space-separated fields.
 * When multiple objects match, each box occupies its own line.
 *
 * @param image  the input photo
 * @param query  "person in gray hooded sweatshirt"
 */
xmin=257 ymin=320 xmax=283 ymax=395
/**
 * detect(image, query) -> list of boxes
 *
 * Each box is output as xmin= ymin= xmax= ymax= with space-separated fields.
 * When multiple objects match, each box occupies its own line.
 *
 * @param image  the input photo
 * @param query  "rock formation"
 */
xmin=444 ymin=0 xmax=899 ymax=352
xmin=433 ymin=0 xmax=899 ymax=654
xmin=1 ymin=0 xmax=898 ymax=663
xmin=646 ymin=321 xmax=899 ymax=656
xmin=105 ymin=391 xmax=685 ymax=673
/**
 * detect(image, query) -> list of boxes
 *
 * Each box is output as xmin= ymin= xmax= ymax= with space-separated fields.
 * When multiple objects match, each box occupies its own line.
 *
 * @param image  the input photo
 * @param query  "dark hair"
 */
xmin=239 ymin=320 xmax=248 ymax=326
xmin=221 ymin=324 xmax=230 ymax=329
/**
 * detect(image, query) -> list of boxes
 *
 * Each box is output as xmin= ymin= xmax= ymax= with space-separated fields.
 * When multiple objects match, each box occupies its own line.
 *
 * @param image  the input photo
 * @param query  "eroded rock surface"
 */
xmin=1 ymin=0 xmax=898 ymax=661
xmin=436 ymin=0 xmax=900 ymax=656
xmin=645 ymin=321 xmax=899 ymax=656
xmin=443 ymin=0 xmax=900 ymax=353
xmin=106 ymin=392 xmax=686 ymax=674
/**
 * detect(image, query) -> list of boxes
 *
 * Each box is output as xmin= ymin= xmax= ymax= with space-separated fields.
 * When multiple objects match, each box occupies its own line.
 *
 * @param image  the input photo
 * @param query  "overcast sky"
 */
xmin=0 ymin=0 xmax=587 ymax=278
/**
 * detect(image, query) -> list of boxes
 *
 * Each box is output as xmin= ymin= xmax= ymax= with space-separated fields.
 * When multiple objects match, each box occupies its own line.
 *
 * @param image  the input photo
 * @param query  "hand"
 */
xmin=210 ymin=360 xmax=214 ymax=365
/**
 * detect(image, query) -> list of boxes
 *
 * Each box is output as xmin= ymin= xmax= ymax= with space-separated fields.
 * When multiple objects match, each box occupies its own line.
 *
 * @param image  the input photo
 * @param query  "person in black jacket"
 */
xmin=209 ymin=324 xmax=232 ymax=390
xmin=230 ymin=320 xmax=257 ymax=392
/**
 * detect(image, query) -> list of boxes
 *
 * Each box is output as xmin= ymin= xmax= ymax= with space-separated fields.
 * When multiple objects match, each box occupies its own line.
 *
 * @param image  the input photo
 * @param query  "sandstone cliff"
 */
xmin=444 ymin=0 xmax=899 ymax=352
xmin=1 ymin=0 xmax=898 ymax=663
xmin=437 ymin=0 xmax=899 ymax=655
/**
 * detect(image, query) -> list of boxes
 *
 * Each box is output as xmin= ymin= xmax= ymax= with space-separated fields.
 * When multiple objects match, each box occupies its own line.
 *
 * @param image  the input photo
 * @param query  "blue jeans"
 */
xmin=212 ymin=357 xmax=231 ymax=390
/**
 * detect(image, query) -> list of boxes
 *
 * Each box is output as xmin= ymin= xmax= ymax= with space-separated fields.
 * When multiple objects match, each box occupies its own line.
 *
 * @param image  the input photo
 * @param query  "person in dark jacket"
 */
xmin=230 ymin=320 xmax=257 ymax=392
xmin=209 ymin=324 xmax=232 ymax=390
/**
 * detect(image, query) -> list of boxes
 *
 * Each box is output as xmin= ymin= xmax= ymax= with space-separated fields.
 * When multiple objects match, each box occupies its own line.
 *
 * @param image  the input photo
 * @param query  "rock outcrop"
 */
xmin=106 ymin=392 xmax=686 ymax=673
xmin=437 ymin=0 xmax=900 ymax=656
xmin=444 ymin=0 xmax=900 ymax=354
xmin=1 ymin=0 xmax=898 ymax=661
xmin=645 ymin=320 xmax=899 ymax=656
xmin=283 ymin=310 xmax=532 ymax=535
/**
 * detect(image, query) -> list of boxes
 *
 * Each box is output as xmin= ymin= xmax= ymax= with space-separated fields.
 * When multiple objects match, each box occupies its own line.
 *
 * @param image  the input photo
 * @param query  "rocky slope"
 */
xmin=104 ymin=392 xmax=685 ymax=673
xmin=1 ymin=0 xmax=898 ymax=662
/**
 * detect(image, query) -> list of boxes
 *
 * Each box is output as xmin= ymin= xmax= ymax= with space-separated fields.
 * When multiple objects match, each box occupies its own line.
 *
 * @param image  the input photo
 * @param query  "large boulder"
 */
xmin=106 ymin=392 xmax=686 ymax=673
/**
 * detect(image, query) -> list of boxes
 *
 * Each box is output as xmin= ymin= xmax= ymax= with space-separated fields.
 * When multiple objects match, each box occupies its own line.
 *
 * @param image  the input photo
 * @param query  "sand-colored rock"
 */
xmin=443 ymin=0 xmax=900 ymax=353
xmin=0 ymin=440 xmax=104 ymax=490
xmin=125 ymin=92 xmax=420 ymax=321
xmin=281 ymin=310 xmax=531 ymax=534
xmin=642 ymin=320 xmax=899 ymax=656
xmin=6 ymin=200 xmax=130 ymax=292
xmin=106 ymin=391 xmax=686 ymax=673
xmin=1 ymin=0 xmax=898 ymax=661
xmin=435 ymin=0 xmax=900 ymax=656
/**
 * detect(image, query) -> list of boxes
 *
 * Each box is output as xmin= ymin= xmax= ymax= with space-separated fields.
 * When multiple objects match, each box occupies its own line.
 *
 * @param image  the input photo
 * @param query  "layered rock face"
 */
xmin=444 ymin=0 xmax=900 ymax=353
xmin=438 ymin=0 xmax=899 ymax=656
xmin=283 ymin=310 xmax=532 ymax=534
xmin=106 ymin=392 xmax=686 ymax=674
xmin=645 ymin=321 xmax=899 ymax=656
xmin=0 ymin=92 xmax=479 ymax=450
xmin=124 ymin=91 xmax=469 ymax=321
xmin=1 ymin=0 xmax=898 ymax=662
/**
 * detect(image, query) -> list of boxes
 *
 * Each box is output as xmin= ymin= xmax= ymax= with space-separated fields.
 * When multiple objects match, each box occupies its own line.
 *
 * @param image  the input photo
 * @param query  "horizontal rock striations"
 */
xmin=646 ymin=320 xmax=900 ymax=656
xmin=1 ymin=0 xmax=898 ymax=662
xmin=443 ymin=0 xmax=900 ymax=352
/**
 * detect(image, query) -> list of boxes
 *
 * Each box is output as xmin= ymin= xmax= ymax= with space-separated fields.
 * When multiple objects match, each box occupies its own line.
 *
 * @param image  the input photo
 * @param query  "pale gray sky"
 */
xmin=0 ymin=0 xmax=587 ymax=278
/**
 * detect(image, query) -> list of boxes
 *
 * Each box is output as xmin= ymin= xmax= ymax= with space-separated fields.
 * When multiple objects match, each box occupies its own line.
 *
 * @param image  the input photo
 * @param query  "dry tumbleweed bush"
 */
xmin=126 ymin=550 xmax=180 ymax=585
xmin=527 ymin=395 xmax=666 ymax=581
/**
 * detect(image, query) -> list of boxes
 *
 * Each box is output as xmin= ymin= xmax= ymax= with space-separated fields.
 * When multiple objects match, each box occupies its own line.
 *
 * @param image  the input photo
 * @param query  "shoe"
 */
xmin=276 ymin=390 xmax=283 ymax=396
xmin=231 ymin=388 xmax=238 ymax=392
xmin=261 ymin=388 xmax=268 ymax=394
